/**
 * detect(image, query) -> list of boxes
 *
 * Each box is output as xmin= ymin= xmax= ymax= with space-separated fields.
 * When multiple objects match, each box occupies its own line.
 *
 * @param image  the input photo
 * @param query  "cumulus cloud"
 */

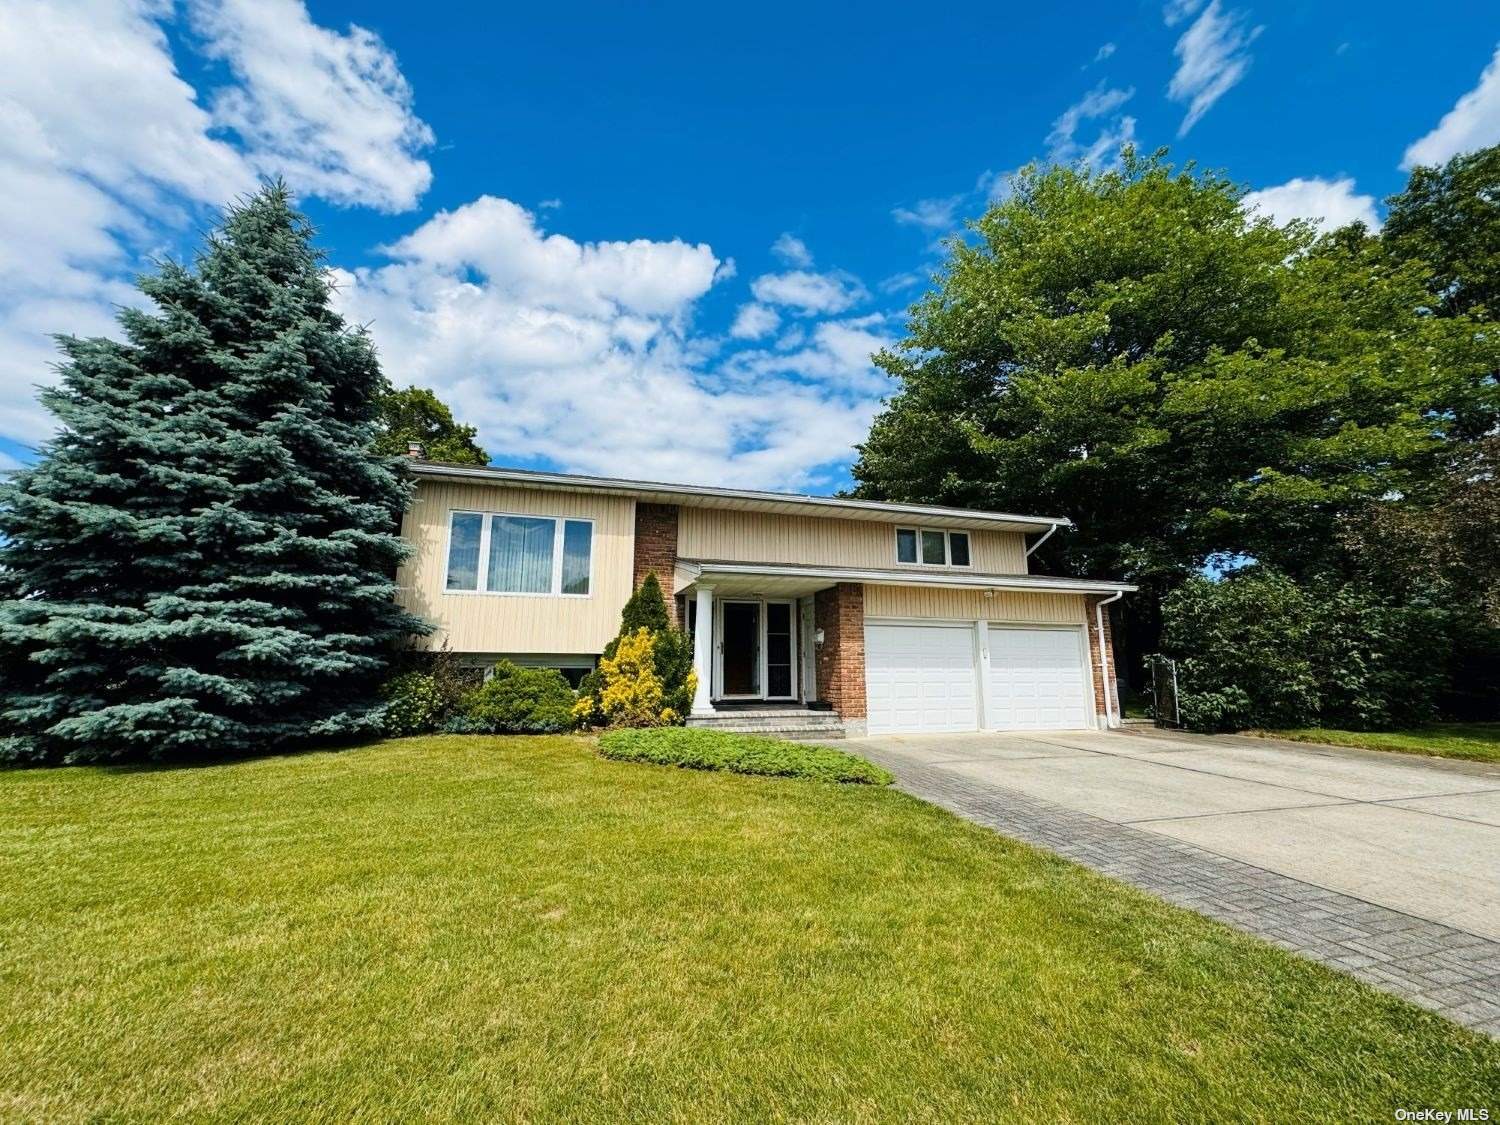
xmin=1242 ymin=176 xmax=1379 ymax=231
xmin=749 ymin=269 xmax=868 ymax=316
xmin=892 ymin=195 xmax=964 ymax=231
xmin=729 ymin=303 xmax=780 ymax=340
xmin=1403 ymin=43 xmax=1500 ymax=169
xmin=770 ymin=233 xmax=813 ymax=267
xmin=0 ymin=0 xmax=435 ymax=450
xmin=334 ymin=200 xmax=886 ymax=489
xmin=1168 ymin=0 xmax=1262 ymax=135
xmin=187 ymin=0 xmax=433 ymax=212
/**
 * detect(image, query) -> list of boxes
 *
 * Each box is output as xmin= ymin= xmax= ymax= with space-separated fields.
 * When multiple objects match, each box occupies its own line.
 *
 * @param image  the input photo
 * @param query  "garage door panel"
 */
xmin=987 ymin=626 xmax=1090 ymax=731
xmin=865 ymin=623 xmax=979 ymax=735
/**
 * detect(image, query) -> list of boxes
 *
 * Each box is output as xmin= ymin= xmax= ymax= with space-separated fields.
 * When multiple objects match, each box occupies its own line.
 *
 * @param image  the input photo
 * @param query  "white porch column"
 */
xmin=690 ymin=584 xmax=716 ymax=715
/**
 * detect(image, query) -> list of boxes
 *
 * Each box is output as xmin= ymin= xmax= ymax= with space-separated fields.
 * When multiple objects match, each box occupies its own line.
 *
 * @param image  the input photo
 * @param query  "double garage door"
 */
xmin=865 ymin=621 xmax=1092 ymax=735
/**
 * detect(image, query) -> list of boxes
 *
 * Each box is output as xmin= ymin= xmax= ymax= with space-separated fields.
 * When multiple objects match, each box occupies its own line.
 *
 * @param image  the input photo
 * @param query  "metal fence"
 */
xmin=1147 ymin=654 xmax=1182 ymax=728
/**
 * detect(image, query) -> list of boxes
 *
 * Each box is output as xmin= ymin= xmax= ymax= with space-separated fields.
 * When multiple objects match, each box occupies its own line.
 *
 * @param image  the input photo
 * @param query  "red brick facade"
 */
xmin=632 ymin=503 xmax=679 ymax=626
xmin=814 ymin=583 xmax=866 ymax=720
xmin=1086 ymin=596 xmax=1119 ymax=724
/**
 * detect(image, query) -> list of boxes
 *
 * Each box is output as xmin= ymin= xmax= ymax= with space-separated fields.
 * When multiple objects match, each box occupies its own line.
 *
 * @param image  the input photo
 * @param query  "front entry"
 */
xmin=715 ymin=598 xmax=797 ymax=701
xmin=720 ymin=601 xmax=760 ymax=696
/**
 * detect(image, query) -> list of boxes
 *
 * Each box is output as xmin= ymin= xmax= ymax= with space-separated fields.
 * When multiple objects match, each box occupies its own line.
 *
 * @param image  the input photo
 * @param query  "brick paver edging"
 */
xmin=855 ymin=745 xmax=1500 ymax=1037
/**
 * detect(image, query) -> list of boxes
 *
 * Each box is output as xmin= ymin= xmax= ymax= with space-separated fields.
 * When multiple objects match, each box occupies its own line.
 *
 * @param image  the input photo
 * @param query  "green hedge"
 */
xmin=598 ymin=727 xmax=893 ymax=785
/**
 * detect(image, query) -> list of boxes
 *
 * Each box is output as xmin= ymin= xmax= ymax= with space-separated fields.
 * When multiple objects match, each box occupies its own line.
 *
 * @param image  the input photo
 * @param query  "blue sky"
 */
xmin=3 ymin=0 xmax=1498 ymax=492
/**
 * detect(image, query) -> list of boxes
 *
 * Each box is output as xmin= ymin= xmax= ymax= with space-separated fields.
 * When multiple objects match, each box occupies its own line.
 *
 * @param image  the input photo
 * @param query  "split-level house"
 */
xmin=395 ymin=458 xmax=1136 ymax=737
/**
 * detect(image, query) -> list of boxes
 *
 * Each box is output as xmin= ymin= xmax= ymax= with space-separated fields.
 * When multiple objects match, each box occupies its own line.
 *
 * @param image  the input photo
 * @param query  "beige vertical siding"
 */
xmin=863 ymin=585 xmax=1087 ymax=624
xmin=679 ymin=508 xmax=1028 ymax=574
xmin=397 ymin=481 xmax=634 ymax=654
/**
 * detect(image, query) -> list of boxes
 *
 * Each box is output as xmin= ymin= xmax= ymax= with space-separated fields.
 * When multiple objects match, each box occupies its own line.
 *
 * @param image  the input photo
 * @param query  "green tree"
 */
xmin=1383 ymin=145 xmax=1500 ymax=319
xmin=374 ymin=384 xmax=489 ymax=465
xmin=850 ymin=150 xmax=1499 ymax=668
xmin=0 ymin=184 xmax=428 ymax=764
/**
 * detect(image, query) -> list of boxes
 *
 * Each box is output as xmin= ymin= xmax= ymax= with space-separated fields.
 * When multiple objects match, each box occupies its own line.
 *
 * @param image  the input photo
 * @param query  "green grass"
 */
xmin=1253 ymin=722 xmax=1500 ymax=764
xmin=598 ymin=725 xmax=894 ymax=784
xmin=2 ymin=737 xmax=1496 ymax=1121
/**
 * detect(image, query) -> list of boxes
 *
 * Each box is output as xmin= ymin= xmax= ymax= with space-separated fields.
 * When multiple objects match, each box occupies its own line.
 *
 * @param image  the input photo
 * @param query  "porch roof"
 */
xmin=674 ymin=560 xmax=1138 ymax=599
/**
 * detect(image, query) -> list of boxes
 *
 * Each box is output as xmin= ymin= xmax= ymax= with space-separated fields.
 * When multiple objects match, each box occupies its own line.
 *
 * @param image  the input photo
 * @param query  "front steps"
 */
xmin=687 ymin=708 xmax=846 ymax=740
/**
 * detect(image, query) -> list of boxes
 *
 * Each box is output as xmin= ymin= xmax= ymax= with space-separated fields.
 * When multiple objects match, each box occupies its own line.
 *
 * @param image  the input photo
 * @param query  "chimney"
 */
xmin=406 ymin=441 xmax=427 ymax=460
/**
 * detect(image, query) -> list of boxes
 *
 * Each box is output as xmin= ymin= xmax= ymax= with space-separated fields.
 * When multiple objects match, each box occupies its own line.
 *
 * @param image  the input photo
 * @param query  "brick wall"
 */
xmin=632 ymin=503 xmax=679 ymax=626
xmin=814 ymin=583 xmax=866 ymax=720
xmin=1086 ymin=596 xmax=1119 ymax=725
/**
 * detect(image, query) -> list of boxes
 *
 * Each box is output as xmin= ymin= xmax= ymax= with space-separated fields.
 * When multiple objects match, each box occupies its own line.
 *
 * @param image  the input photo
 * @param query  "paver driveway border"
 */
xmin=844 ymin=732 xmax=1500 ymax=1037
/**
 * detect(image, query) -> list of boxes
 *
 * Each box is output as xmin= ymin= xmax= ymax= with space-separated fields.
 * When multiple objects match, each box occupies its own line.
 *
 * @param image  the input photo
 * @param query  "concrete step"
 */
xmin=687 ymin=710 xmax=846 ymax=739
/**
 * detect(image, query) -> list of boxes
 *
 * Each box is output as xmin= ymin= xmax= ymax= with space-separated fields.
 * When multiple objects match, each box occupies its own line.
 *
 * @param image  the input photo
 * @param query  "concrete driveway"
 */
xmin=849 ymin=728 xmax=1500 ymax=942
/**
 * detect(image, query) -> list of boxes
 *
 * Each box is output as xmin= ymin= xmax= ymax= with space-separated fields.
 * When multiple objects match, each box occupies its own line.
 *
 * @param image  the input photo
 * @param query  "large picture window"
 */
xmin=895 ymin=526 xmax=972 ymax=568
xmin=445 ymin=510 xmax=594 ymax=596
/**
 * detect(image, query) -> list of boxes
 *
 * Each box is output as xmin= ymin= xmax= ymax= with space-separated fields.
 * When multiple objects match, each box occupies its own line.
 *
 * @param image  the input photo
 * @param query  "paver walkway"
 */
xmin=844 ymin=728 xmax=1500 ymax=1036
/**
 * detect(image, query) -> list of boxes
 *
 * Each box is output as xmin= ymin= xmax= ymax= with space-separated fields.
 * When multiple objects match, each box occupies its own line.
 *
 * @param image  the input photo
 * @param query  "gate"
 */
xmin=1147 ymin=654 xmax=1182 ymax=728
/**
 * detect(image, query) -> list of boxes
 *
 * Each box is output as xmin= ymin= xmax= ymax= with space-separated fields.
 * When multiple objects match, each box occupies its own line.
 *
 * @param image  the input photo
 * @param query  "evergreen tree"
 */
xmin=0 ymin=184 xmax=428 ymax=764
xmin=576 ymin=572 xmax=694 ymax=725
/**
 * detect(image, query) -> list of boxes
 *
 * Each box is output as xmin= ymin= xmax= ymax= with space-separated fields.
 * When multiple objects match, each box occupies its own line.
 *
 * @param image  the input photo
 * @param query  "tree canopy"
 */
xmin=850 ymin=147 xmax=1500 ymax=713
xmin=0 ymin=184 xmax=428 ymax=764
xmin=374 ymin=383 xmax=489 ymax=465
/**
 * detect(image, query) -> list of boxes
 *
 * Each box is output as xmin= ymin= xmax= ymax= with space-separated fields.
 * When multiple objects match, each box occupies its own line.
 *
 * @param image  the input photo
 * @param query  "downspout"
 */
xmin=1094 ymin=591 xmax=1124 ymax=728
xmin=1025 ymin=521 xmax=1061 ymax=557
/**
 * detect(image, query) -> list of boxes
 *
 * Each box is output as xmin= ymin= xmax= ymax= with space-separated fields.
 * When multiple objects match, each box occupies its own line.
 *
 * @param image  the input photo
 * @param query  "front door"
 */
xmin=720 ymin=601 xmax=760 ymax=697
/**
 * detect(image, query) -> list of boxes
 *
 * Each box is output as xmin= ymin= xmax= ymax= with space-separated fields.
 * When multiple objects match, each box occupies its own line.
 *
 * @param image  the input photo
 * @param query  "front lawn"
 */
xmin=2 ymin=737 xmax=1495 ymax=1120
xmin=1253 ymin=723 xmax=1500 ymax=764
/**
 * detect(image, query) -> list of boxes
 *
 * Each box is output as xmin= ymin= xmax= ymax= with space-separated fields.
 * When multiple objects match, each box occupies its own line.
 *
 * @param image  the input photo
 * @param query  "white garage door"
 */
xmin=865 ymin=623 xmax=979 ymax=735
xmin=986 ymin=626 xmax=1091 ymax=731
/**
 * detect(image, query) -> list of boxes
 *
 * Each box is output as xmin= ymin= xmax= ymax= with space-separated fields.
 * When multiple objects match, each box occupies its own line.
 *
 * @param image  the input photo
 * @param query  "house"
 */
xmin=395 ymin=458 xmax=1136 ymax=737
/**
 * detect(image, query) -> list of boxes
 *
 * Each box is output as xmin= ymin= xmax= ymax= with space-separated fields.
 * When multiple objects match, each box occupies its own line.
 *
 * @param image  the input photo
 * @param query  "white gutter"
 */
xmin=1025 ymin=522 xmax=1059 ymax=557
xmin=679 ymin=560 xmax=1136 ymax=596
xmin=410 ymin=461 xmax=1073 ymax=534
xmin=1094 ymin=590 xmax=1125 ymax=728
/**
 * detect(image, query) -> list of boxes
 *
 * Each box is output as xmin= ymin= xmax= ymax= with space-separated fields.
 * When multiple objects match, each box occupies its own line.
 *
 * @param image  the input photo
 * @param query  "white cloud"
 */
xmin=730 ymin=303 xmax=780 ymax=340
xmin=1093 ymin=42 xmax=1117 ymax=63
xmin=892 ymin=195 xmax=964 ymax=231
xmin=1242 ymin=176 xmax=1379 ymax=231
xmin=749 ymin=269 xmax=868 ymax=316
xmin=1403 ymin=43 xmax=1500 ymax=169
xmin=0 ymin=0 xmax=434 ymax=450
xmin=770 ymin=233 xmax=813 ymax=267
xmin=1168 ymin=0 xmax=1262 ymax=136
xmin=1047 ymin=84 xmax=1137 ymax=166
xmin=1163 ymin=0 xmax=1204 ymax=26
xmin=334 ymin=200 xmax=885 ymax=489
xmin=187 ymin=0 xmax=433 ymax=212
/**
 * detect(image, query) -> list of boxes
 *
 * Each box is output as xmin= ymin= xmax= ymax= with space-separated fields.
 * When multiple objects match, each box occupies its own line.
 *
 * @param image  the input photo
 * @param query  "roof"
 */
xmin=408 ymin=460 xmax=1072 ymax=534
xmin=675 ymin=560 xmax=1136 ymax=597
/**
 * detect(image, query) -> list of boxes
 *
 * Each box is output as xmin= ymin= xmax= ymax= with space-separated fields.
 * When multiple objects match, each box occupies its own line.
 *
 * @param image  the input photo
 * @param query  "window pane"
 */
xmin=488 ymin=515 xmax=555 ymax=593
xmin=948 ymin=532 xmax=971 ymax=566
xmin=446 ymin=513 xmax=483 ymax=590
xmin=561 ymin=520 xmax=592 ymax=595
xmin=896 ymin=528 xmax=918 ymax=563
xmin=921 ymin=529 xmax=946 ymax=565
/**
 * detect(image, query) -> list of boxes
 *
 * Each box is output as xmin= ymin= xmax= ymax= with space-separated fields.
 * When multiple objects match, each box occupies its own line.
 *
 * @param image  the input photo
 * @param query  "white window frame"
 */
xmin=442 ymin=509 xmax=595 ymax=598
xmin=895 ymin=526 xmax=973 ymax=569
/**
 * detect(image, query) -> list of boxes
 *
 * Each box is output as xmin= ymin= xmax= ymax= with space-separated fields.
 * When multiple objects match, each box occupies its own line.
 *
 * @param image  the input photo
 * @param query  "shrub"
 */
xmin=598 ymin=727 xmax=893 ymax=785
xmin=1162 ymin=567 xmax=1451 ymax=732
xmin=457 ymin=662 xmax=576 ymax=733
xmin=379 ymin=647 xmax=474 ymax=737
xmin=576 ymin=572 xmax=696 ymax=728
xmin=381 ymin=673 xmax=449 ymax=737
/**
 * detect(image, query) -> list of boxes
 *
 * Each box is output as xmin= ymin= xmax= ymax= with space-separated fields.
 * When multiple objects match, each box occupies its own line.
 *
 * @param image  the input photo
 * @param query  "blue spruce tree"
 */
xmin=0 ymin=184 xmax=428 ymax=764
